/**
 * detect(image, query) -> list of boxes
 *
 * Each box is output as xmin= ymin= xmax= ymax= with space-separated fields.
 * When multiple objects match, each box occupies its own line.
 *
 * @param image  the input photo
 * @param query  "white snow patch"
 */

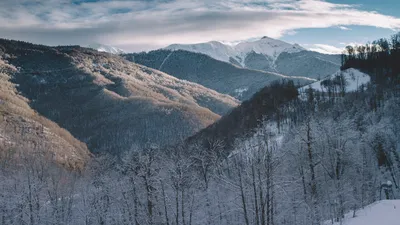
xmin=324 ymin=200 xmax=400 ymax=225
xmin=166 ymin=41 xmax=237 ymax=63
xmin=234 ymin=87 xmax=248 ymax=98
xmin=88 ymin=43 xmax=125 ymax=54
xmin=300 ymin=68 xmax=370 ymax=93
xmin=235 ymin=36 xmax=304 ymax=61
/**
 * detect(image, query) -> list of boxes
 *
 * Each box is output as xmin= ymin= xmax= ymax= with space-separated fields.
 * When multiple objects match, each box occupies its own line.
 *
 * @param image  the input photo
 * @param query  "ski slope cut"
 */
xmin=325 ymin=200 xmax=400 ymax=225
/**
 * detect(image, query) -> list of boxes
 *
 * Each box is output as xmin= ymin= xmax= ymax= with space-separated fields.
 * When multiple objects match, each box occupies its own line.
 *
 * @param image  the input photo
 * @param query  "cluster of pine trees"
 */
xmin=341 ymin=32 xmax=400 ymax=85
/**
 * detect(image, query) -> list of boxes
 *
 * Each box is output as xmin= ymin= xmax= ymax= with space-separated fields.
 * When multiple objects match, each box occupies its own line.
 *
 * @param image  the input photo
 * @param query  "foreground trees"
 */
xmin=1 ymin=81 xmax=400 ymax=225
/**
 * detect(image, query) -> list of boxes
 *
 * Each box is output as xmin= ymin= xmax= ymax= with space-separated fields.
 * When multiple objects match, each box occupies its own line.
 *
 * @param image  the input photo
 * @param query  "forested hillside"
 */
xmin=341 ymin=32 xmax=400 ymax=85
xmin=124 ymin=49 xmax=314 ymax=100
xmin=0 ymin=39 xmax=238 ymax=155
xmin=0 ymin=49 xmax=90 ymax=170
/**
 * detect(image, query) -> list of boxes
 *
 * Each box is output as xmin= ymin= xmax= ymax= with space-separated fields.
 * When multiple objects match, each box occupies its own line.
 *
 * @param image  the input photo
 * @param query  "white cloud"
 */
xmin=1 ymin=0 xmax=400 ymax=51
xmin=338 ymin=26 xmax=351 ymax=30
xmin=307 ymin=44 xmax=345 ymax=54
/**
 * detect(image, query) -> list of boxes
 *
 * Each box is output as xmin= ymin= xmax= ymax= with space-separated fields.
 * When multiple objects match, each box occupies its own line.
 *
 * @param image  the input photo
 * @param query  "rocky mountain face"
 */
xmin=0 ymin=39 xmax=238 ymax=155
xmin=123 ymin=49 xmax=314 ymax=100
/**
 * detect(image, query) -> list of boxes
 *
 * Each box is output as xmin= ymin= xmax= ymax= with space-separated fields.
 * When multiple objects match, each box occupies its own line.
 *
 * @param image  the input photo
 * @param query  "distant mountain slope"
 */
xmin=166 ymin=41 xmax=238 ymax=65
xmin=164 ymin=37 xmax=340 ymax=80
xmin=123 ymin=49 xmax=314 ymax=100
xmin=300 ymin=68 xmax=370 ymax=93
xmin=0 ymin=54 xmax=90 ymax=169
xmin=274 ymin=50 xmax=341 ymax=79
xmin=88 ymin=43 xmax=125 ymax=54
xmin=0 ymin=39 xmax=238 ymax=154
xmin=165 ymin=36 xmax=305 ymax=66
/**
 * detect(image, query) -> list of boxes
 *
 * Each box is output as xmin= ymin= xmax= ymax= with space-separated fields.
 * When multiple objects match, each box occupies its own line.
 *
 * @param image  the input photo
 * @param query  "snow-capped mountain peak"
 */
xmin=165 ymin=41 xmax=236 ymax=63
xmin=164 ymin=36 xmax=305 ymax=66
xmin=235 ymin=36 xmax=305 ymax=58
xmin=87 ymin=43 xmax=125 ymax=54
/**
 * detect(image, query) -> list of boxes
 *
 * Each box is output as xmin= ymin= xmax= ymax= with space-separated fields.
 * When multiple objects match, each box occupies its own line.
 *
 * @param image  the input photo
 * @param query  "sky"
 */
xmin=1 ymin=0 xmax=400 ymax=53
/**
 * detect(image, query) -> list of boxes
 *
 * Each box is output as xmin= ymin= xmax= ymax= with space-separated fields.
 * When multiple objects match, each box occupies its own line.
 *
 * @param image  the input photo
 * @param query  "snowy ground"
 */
xmin=300 ymin=68 xmax=370 ymax=93
xmin=324 ymin=200 xmax=400 ymax=225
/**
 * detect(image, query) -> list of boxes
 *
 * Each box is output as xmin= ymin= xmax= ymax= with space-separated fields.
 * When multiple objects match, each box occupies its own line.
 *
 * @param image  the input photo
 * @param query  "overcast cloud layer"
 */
xmin=1 ymin=0 xmax=400 ymax=52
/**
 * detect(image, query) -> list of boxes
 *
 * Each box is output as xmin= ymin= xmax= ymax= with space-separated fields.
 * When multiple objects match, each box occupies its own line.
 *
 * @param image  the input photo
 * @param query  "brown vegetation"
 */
xmin=0 ymin=55 xmax=90 ymax=170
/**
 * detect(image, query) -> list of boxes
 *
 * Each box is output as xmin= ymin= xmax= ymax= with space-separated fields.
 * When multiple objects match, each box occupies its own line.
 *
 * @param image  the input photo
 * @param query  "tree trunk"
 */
xmin=238 ymin=164 xmax=250 ymax=225
xmin=252 ymin=164 xmax=260 ymax=225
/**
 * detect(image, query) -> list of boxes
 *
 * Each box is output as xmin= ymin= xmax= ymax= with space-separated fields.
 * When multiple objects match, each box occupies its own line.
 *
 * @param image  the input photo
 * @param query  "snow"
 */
xmin=88 ymin=43 xmax=125 ymax=54
xmin=159 ymin=51 xmax=174 ymax=70
xmin=324 ymin=200 xmax=400 ymax=225
xmin=166 ymin=41 xmax=237 ymax=63
xmin=165 ymin=36 xmax=305 ymax=66
xmin=234 ymin=87 xmax=249 ymax=98
xmin=235 ymin=36 xmax=304 ymax=60
xmin=300 ymin=68 xmax=370 ymax=93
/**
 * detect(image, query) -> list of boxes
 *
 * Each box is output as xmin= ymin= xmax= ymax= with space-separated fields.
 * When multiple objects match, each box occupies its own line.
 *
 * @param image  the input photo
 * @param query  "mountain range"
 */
xmin=164 ymin=36 xmax=341 ymax=79
xmin=165 ymin=36 xmax=305 ymax=67
xmin=0 ymin=39 xmax=238 ymax=157
xmin=123 ymin=49 xmax=315 ymax=100
xmin=0 ymin=36 xmax=345 ymax=161
xmin=121 ymin=37 xmax=341 ymax=101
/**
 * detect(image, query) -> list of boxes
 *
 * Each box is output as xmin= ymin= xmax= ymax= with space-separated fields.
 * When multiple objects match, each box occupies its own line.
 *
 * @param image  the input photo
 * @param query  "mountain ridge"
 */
xmin=163 ymin=37 xmax=341 ymax=80
xmin=0 ymin=38 xmax=238 ymax=154
xmin=123 ymin=49 xmax=314 ymax=100
xmin=165 ymin=36 xmax=305 ymax=67
xmin=88 ymin=43 xmax=125 ymax=54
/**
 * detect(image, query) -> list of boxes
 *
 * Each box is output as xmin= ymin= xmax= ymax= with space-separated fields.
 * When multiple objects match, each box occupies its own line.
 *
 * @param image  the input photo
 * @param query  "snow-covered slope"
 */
xmin=165 ymin=36 xmax=305 ymax=67
xmin=300 ymin=68 xmax=370 ymax=93
xmin=325 ymin=200 xmax=400 ymax=225
xmin=164 ymin=36 xmax=340 ymax=79
xmin=235 ymin=36 xmax=304 ymax=61
xmin=87 ymin=43 xmax=125 ymax=54
xmin=166 ymin=41 xmax=237 ymax=64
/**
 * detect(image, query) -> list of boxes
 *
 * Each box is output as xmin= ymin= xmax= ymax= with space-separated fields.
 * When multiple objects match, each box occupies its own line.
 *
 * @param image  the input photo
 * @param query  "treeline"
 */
xmin=341 ymin=32 xmax=400 ymax=84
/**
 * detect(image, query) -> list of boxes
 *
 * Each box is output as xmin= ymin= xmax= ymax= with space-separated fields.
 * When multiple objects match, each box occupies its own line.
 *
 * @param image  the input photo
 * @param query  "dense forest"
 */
xmin=341 ymin=32 xmax=400 ymax=85
xmin=1 ymin=34 xmax=400 ymax=225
